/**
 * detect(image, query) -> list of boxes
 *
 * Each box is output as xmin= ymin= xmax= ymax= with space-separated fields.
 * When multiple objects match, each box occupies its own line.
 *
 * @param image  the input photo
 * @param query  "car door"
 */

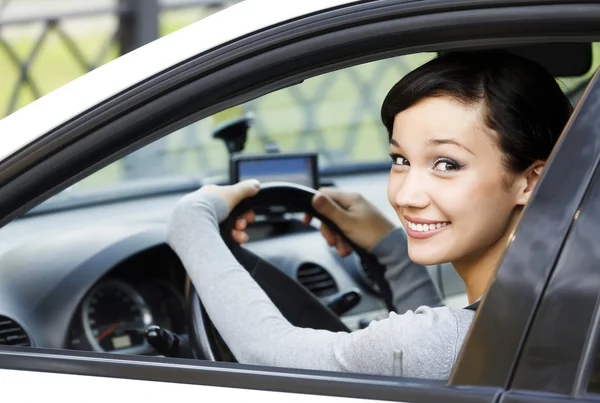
xmin=0 ymin=1 xmax=599 ymax=402
xmin=494 ymin=68 xmax=600 ymax=403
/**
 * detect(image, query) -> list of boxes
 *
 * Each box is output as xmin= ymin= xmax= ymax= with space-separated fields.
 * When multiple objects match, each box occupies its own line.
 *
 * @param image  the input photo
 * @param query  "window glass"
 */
xmin=53 ymin=53 xmax=436 ymax=196
xmin=51 ymin=43 xmax=600 ymax=199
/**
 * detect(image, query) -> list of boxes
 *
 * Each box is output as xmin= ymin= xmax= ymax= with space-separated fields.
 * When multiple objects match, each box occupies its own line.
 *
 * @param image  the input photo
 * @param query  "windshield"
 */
xmin=48 ymin=49 xmax=596 ymax=204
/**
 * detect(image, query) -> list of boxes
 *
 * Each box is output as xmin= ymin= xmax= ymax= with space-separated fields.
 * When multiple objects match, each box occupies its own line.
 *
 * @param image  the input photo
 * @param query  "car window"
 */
xmin=19 ymin=48 xmax=595 ymax=365
xmin=55 ymin=52 xmax=437 ymax=198
xmin=46 ymin=46 xmax=598 ymax=203
xmin=2 ymin=43 xmax=598 ymax=389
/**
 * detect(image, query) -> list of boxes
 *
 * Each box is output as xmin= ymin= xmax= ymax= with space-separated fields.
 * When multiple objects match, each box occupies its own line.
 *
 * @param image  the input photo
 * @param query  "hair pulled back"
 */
xmin=381 ymin=50 xmax=573 ymax=173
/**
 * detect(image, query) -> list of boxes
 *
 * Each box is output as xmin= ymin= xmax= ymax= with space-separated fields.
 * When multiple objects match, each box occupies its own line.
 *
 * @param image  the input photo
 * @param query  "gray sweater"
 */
xmin=166 ymin=191 xmax=475 ymax=380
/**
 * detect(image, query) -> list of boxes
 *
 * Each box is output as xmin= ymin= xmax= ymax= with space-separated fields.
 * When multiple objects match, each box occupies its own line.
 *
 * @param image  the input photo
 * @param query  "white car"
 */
xmin=0 ymin=0 xmax=599 ymax=401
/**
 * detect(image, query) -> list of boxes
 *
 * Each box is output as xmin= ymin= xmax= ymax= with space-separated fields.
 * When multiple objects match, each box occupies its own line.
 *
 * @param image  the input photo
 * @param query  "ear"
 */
xmin=516 ymin=160 xmax=546 ymax=206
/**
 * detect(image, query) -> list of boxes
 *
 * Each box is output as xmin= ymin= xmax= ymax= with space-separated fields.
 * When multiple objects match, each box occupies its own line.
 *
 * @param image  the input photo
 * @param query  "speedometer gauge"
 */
xmin=82 ymin=280 xmax=153 ymax=354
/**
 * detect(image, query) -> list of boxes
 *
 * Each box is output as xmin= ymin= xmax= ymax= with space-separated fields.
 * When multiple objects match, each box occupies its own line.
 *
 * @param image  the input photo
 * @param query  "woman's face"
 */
xmin=387 ymin=96 xmax=527 ymax=266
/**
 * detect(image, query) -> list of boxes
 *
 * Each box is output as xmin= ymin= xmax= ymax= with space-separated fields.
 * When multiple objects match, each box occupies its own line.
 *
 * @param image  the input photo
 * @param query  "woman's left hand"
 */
xmin=200 ymin=179 xmax=260 ymax=244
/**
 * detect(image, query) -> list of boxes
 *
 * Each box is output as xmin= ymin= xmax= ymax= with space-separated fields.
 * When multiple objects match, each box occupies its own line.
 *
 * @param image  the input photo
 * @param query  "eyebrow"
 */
xmin=389 ymin=138 xmax=475 ymax=155
xmin=428 ymin=138 xmax=475 ymax=155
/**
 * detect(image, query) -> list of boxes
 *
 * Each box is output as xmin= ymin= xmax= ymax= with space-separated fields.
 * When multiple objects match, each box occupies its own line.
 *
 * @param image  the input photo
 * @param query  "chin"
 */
xmin=407 ymin=247 xmax=448 ymax=266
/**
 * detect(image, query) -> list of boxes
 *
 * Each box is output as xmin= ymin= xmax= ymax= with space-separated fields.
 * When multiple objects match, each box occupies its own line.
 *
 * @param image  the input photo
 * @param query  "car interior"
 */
xmin=0 ymin=41 xmax=595 ymax=366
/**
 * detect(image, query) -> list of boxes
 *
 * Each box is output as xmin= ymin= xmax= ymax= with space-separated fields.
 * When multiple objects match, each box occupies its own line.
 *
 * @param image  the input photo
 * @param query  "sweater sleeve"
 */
xmin=165 ymin=189 xmax=471 ymax=380
xmin=369 ymin=229 xmax=444 ymax=313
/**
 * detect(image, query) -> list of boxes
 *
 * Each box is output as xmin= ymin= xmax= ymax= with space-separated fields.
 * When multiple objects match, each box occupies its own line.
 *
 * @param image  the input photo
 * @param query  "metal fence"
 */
xmin=0 ymin=0 xmax=423 ymax=187
xmin=0 ymin=0 xmax=236 ymax=117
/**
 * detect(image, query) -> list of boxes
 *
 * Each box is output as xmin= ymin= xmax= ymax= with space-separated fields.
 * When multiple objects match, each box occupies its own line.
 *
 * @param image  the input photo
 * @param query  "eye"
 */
xmin=432 ymin=158 xmax=463 ymax=172
xmin=389 ymin=153 xmax=409 ymax=167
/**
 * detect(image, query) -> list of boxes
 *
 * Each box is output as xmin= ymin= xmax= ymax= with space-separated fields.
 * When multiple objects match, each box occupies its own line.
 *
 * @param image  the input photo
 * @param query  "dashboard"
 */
xmin=67 ymin=247 xmax=187 ymax=354
xmin=0 ymin=171 xmax=467 ymax=356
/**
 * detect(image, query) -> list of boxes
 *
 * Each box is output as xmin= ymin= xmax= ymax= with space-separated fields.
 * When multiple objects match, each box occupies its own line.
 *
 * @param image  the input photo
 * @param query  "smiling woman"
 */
xmin=165 ymin=49 xmax=574 ymax=380
xmin=384 ymin=51 xmax=573 ymax=302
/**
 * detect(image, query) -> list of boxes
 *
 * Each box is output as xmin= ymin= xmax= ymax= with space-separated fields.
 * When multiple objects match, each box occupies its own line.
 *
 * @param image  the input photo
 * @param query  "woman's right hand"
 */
xmin=305 ymin=188 xmax=395 ymax=257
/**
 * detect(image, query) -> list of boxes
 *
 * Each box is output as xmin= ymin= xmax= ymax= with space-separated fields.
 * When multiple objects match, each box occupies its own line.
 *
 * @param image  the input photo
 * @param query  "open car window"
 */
xmin=46 ymin=44 xmax=600 ymax=205
xmin=52 ymin=52 xmax=436 ymax=199
xmin=8 ymin=44 xmax=594 ymax=360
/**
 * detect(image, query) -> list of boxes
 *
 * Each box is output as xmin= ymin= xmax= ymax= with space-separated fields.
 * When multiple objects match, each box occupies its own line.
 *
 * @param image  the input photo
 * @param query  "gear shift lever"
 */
xmin=145 ymin=325 xmax=191 ymax=358
xmin=323 ymin=289 xmax=361 ymax=316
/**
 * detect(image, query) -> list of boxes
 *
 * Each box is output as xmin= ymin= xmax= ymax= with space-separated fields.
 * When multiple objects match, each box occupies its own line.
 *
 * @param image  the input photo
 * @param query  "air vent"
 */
xmin=297 ymin=263 xmax=338 ymax=297
xmin=0 ymin=315 xmax=30 ymax=346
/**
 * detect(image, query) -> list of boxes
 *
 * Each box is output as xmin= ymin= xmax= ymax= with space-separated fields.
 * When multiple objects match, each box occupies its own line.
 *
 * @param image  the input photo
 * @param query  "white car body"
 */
xmin=3 ymin=367 xmax=386 ymax=402
xmin=0 ymin=0 xmax=597 ymax=401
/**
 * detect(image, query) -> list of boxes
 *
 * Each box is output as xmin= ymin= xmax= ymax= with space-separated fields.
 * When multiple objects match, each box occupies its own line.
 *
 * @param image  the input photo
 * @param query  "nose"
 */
xmin=392 ymin=169 xmax=430 ymax=210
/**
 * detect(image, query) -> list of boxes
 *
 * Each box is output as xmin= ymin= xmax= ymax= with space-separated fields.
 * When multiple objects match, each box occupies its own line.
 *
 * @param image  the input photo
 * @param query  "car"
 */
xmin=1 ymin=0 xmax=600 ymax=401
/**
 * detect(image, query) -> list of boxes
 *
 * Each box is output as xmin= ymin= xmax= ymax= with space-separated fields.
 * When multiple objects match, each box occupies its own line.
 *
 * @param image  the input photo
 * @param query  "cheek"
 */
xmin=446 ymin=174 xmax=516 ymax=235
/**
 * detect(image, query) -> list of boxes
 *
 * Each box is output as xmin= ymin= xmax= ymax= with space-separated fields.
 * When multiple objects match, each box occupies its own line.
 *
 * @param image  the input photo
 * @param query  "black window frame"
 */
xmin=0 ymin=1 xmax=599 ymax=401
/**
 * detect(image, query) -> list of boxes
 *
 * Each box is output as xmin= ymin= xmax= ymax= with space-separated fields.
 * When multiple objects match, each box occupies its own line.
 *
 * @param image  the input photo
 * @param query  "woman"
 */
xmin=166 ymin=50 xmax=573 ymax=379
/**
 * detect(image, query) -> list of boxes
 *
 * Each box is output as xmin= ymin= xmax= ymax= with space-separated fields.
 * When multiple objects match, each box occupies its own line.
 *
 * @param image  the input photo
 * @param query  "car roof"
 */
xmin=0 ymin=0 xmax=359 ymax=163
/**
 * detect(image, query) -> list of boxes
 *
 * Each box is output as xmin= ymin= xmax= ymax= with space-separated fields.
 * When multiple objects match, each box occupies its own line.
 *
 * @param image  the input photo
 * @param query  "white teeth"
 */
xmin=407 ymin=220 xmax=448 ymax=232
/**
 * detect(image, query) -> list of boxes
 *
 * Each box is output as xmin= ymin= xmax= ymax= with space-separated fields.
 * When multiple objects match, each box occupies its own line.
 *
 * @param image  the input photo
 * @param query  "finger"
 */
xmin=229 ymin=179 xmax=261 ymax=208
xmin=334 ymin=234 xmax=348 ymax=257
xmin=232 ymin=229 xmax=249 ymax=244
xmin=320 ymin=223 xmax=337 ymax=247
xmin=239 ymin=210 xmax=252 ymax=221
xmin=318 ymin=187 xmax=359 ymax=209
xmin=336 ymin=242 xmax=351 ymax=258
xmin=235 ymin=218 xmax=247 ymax=231
xmin=312 ymin=192 xmax=350 ymax=226
xmin=243 ymin=210 xmax=256 ymax=224
xmin=201 ymin=180 xmax=261 ymax=212
xmin=302 ymin=213 xmax=312 ymax=225
xmin=337 ymin=237 xmax=353 ymax=257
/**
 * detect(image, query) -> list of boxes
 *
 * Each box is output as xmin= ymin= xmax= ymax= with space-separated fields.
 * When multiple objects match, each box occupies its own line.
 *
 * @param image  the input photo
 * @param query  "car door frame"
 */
xmin=450 ymin=44 xmax=600 ymax=389
xmin=494 ymin=68 xmax=600 ymax=403
xmin=0 ymin=1 xmax=600 ymax=402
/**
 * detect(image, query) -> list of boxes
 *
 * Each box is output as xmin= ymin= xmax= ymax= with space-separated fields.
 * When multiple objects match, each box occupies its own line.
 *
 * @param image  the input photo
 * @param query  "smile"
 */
xmin=406 ymin=221 xmax=448 ymax=232
xmin=404 ymin=216 xmax=451 ymax=240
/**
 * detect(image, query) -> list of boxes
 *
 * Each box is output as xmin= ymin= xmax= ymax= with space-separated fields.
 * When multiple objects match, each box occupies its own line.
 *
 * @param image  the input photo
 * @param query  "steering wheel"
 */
xmin=185 ymin=182 xmax=394 ymax=361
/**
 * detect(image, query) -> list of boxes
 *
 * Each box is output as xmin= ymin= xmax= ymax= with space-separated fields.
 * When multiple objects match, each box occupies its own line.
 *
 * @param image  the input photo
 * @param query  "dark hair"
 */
xmin=381 ymin=50 xmax=573 ymax=173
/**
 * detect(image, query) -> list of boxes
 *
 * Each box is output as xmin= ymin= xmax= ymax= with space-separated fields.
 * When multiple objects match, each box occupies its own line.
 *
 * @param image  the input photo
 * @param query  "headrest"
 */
xmin=504 ymin=42 xmax=592 ymax=77
xmin=440 ymin=42 xmax=592 ymax=77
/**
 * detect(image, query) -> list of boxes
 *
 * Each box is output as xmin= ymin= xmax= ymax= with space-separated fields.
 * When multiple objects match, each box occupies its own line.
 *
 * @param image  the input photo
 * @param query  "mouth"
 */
xmin=404 ymin=216 xmax=451 ymax=239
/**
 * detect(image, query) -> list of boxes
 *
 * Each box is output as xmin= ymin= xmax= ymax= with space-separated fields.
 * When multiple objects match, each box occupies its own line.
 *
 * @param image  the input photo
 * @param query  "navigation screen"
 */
xmin=233 ymin=153 xmax=318 ymax=189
